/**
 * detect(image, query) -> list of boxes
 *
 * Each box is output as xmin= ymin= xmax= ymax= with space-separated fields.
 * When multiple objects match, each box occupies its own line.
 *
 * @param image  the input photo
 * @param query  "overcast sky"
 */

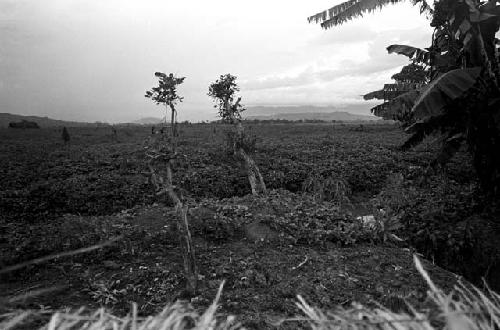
xmin=0 ymin=0 xmax=432 ymax=122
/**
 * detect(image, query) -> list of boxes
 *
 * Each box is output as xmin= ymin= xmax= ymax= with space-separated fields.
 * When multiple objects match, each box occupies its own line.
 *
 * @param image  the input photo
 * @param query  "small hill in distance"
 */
xmin=244 ymin=105 xmax=378 ymax=122
xmin=132 ymin=117 xmax=164 ymax=125
xmin=0 ymin=113 xmax=108 ymax=128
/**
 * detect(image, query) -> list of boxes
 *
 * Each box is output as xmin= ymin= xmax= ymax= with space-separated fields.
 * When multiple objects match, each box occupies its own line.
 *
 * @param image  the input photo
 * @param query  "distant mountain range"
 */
xmin=0 ymin=113 xmax=107 ymax=128
xmin=0 ymin=113 xmax=166 ymax=128
xmin=244 ymin=106 xmax=378 ymax=121
xmin=1 ymin=105 xmax=379 ymax=128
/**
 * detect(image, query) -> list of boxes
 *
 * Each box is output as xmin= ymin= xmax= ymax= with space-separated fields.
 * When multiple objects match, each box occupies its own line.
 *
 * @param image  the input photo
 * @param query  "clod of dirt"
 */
xmin=244 ymin=221 xmax=279 ymax=242
xmin=103 ymin=260 xmax=121 ymax=270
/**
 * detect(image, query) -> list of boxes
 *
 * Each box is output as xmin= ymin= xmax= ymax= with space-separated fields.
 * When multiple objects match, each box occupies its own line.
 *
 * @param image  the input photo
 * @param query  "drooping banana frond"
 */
xmin=391 ymin=63 xmax=429 ymax=83
xmin=431 ymin=132 xmax=465 ymax=167
xmin=366 ymin=80 xmax=423 ymax=124
xmin=363 ymin=90 xmax=385 ymax=100
xmin=370 ymin=103 xmax=389 ymax=118
xmin=365 ymin=82 xmax=421 ymax=101
xmin=308 ymin=0 xmax=432 ymax=29
xmin=390 ymin=89 xmax=420 ymax=112
xmin=401 ymin=115 xmax=448 ymax=150
xmin=383 ymin=83 xmax=422 ymax=91
xmin=325 ymin=0 xmax=404 ymax=29
xmin=308 ymin=0 xmax=358 ymax=24
xmin=371 ymin=90 xmax=420 ymax=121
xmin=382 ymin=83 xmax=422 ymax=100
xmin=387 ymin=44 xmax=430 ymax=64
xmin=411 ymin=67 xmax=482 ymax=120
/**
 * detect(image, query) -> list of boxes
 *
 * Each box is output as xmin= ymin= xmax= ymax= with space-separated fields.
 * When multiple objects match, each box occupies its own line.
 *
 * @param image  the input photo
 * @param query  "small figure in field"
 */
xmin=62 ymin=127 xmax=70 ymax=144
xmin=151 ymin=126 xmax=155 ymax=135
xmin=160 ymin=127 xmax=165 ymax=134
xmin=111 ymin=126 xmax=118 ymax=141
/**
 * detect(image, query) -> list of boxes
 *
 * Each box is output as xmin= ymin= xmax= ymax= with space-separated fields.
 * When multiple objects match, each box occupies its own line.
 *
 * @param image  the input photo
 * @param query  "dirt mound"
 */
xmin=244 ymin=221 xmax=279 ymax=242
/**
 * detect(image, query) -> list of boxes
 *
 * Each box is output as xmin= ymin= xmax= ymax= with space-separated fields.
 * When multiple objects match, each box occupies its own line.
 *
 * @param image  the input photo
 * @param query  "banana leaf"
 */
xmin=411 ymin=67 xmax=482 ymax=120
xmin=371 ymin=90 xmax=419 ymax=120
xmin=363 ymin=90 xmax=385 ymax=100
xmin=386 ymin=44 xmax=430 ymax=64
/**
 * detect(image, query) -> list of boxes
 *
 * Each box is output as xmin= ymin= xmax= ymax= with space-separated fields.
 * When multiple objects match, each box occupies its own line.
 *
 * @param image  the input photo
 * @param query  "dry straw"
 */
xmin=1 ymin=256 xmax=499 ymax=330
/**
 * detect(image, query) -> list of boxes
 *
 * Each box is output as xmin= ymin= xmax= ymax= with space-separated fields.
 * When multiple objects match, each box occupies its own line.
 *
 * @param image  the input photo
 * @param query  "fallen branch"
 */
xmin=292 ymin=256 xmax=309 ymax=270
xmin=0 ymin=236 xmax=122 ymax=275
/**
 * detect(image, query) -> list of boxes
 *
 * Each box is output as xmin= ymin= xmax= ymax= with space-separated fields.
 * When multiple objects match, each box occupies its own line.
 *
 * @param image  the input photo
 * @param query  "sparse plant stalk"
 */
xmin=169 ymin=103 xmax=178 ymax=150
xmin=239 ymin=144 xmax=266 ymax=195
xmin=149 ymin=161 xmax=197 ymax=293
xmin=145 ymin=72 xmax=197 ymax=294
xmin=234 ymin=117 xmax=266 ymax=195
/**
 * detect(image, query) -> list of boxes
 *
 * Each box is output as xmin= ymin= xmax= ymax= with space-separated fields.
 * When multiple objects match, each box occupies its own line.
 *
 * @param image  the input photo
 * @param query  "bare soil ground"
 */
xmin=1 ymin=194 xmax=458 ymax=329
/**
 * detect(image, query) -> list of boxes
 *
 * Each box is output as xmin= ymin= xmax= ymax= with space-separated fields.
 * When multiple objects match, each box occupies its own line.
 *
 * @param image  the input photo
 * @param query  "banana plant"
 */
xmin=309 ymin=0 xmax=500 ymax=196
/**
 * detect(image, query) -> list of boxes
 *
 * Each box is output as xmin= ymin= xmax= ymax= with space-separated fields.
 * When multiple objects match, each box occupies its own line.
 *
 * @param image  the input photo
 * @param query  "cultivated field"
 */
xmin=0 ymin=123 xmax=498 ymax=328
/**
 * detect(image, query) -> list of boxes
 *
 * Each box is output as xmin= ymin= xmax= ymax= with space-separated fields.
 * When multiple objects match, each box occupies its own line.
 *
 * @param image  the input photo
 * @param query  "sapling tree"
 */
xmin=145 ymin=72 xmax=185 ymax=148
xmin=208 ymin=74 xmax=267 ymax=195
xmin=145 ymin=72 xmax=197 ymax=294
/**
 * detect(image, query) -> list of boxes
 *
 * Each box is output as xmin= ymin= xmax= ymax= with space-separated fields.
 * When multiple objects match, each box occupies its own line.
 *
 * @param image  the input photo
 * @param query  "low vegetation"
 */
xmin=1 ymin=122 xmax=498 ymax=328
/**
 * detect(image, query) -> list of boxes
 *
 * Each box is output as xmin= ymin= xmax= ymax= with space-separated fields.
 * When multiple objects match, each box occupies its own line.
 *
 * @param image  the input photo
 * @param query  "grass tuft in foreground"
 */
xmin=1 ymin=256 xmax=499 ymax=330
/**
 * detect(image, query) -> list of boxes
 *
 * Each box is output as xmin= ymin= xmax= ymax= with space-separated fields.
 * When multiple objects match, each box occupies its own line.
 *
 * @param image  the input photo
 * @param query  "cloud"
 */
xmin=243 ymin=26 xmax=431 ymax=93
xmin=243 ymin=74 xmax=388 ymax=110
xmin=0 ymin=0 xmax=23 ymax=15
xmin=0 ymin=1 xmax=433 ymax=122
xmin=240 ymin=25 xmax=437 ymax=109
xmin=309 ymin=25 xmax=379 ymax=46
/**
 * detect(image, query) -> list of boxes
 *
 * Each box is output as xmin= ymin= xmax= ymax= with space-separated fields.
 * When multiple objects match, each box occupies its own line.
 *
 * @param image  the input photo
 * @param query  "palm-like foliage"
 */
xmin=364 ymin=63 xmax=427 ymax=125
xmin=387 ymin=45 xmax=430 ymax=65
xmin=309 ymin=0 xmax=500 ymax=196
xmin=308 ymin=0 xmax=432 ymax=29
xmin=370 ymin=89 xmax=420 ymax=124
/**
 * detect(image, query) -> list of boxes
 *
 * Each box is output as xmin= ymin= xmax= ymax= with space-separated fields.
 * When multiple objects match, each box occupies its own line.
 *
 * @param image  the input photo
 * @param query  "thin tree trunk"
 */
xmin=169 ymin=104 xmax=196 ymax=294
xmin=165 ymin=165 xmax=197 ymax=294
xmin=148 ymin=162 xmax=198 ymax=295
xmin=149 ymin=103 xmax=197 ymax=294
xmin=234 ymin=121 xmax=244 ymax=157
xmin=233 ymin=121 xmax=267 ymax=195
xmin=169 ymin=104 xmax=177 ymax=151
xmin=164 ymin=104 xmax=169 ymax=128
xmin=238 ymin=148 xmax=267 ymax=195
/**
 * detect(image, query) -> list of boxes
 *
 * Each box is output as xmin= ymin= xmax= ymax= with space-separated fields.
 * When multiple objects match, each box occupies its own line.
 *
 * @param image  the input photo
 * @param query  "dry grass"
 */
xmin=1 ymin=256 xmax=499 ymax=330
xmin=288 ymin=256 xmax=500 ymax=330
xmin=0 ymin=282 xmax=240 ymax=330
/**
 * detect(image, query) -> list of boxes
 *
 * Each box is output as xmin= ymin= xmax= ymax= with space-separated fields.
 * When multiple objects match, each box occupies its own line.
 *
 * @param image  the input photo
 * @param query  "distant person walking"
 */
xmin=62 ymin=126 xmax=70 ymax=144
